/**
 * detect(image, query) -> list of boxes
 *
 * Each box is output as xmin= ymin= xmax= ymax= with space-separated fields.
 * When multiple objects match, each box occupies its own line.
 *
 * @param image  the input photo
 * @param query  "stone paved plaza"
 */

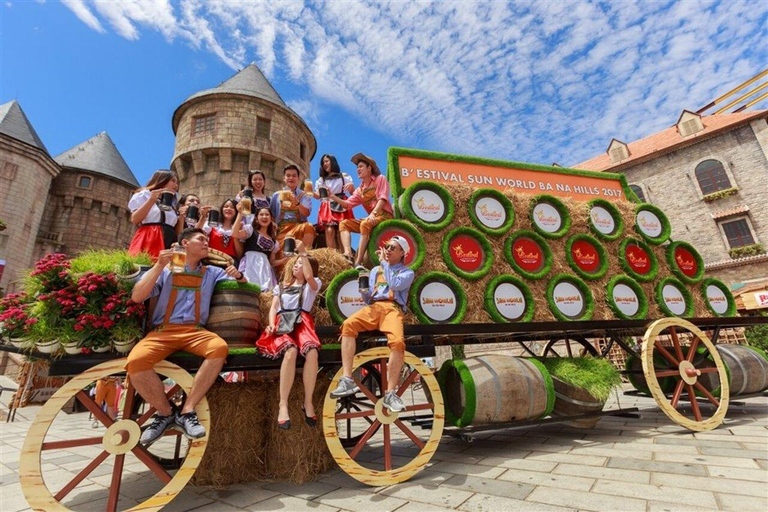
xmin=1 ymin=387 xmax=766 ymax=511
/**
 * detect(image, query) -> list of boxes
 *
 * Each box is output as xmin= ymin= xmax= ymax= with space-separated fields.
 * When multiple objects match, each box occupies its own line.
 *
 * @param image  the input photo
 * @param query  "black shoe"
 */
xmin=277 ymin=418 xmax=291 ymax=430
xmin=302 ymin=406 xmax=317 ymax=427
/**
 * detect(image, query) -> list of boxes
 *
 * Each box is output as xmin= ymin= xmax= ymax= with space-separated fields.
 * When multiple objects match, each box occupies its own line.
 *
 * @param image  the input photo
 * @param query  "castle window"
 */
xmin=192 ymin=114 xmax=216 ymax=136
xmin=300 ymin=142 xmax=306 ymax=161
xmin=695 ymin=160 xmax=731 ymax=196
xmin=1 ymin=161 xmax=18 ymax=180
xmin=77 ymin=176 xmax=92 ymax=189
xmin=607 ymin=139 xmax=629 ymax=164
xmin=257 ymin=117 xmax=271 ymax=139
xmin=629 ymin=184 xmax=646 ymax=202
xmin=260 ymin=158 xmax=275 ymax=174
xmin=720 ymin=218 xmax=754 ymax=248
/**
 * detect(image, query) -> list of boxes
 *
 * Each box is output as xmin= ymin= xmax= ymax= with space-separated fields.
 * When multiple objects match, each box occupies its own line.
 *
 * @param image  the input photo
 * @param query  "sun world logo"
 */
xmin=555 ymin=295 xmax=581 ymax=303
xmin=615 ymin=296 xmax=637 ymax=304
xmin=415 ymin=196 xmax=442 ymax=212
xmin=708 ymin=295 xmax=726 ymax=303
xmin=340 ymin=296 xmax=364 ymax=304
xmin=478 ymin=203 xmax=503 ymax=219
xmin=423 ymin=297 xmax=455 ymax=305
xmin=496 ymin=297 xmax=524 ymax=305
xmin=664 ymin=295 xmax=684 ymax=303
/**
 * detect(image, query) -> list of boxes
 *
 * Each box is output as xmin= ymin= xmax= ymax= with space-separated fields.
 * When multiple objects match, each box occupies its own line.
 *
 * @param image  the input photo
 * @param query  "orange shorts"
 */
xmin=340 ymin=301 xmax=405 ymax=352
xmin=339 ymin=211 xmax=393 ymax=237
xmin=276 ymin=222 xmax=315 ymax=245
xmin=125 ymin=324 xmax=228 ymax=374
xmin=95 ymin=378 xmax=117 ymax=408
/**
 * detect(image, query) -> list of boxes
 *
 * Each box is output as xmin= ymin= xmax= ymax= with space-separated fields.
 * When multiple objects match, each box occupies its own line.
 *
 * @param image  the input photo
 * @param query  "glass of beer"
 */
xmin=283 ymin=236 xmax=296 ymax=255
xmin=240 ymin=188 xmax=253 ymax=212
xmin=171 ymin=245 xmax=186 ymax=273
xmin=304 ymin=180 xmax=314 ymax=196
xmin=160 ymin=192 xmax=175 ymax=211
xmin=208 ymin=209 xmax=221 ymax=228
xmin=281 ymin=190 xmax=293 ymax=208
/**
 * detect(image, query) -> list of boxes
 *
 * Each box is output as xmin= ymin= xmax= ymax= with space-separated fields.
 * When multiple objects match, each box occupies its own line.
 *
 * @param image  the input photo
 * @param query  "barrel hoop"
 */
xmin=746 ymin=345 xmax=768 ymax=363
xmin=475 ymin=356 xmax=504 ymax=420
xmin=719 ymin=345 xmax=748 ymax=395
xmin=526 ymin=358 xmax=555 ymax=417
xmin=554 ymin=391 xmax=602 ymax=408
xmin=210 ymin=300 xmax=261 ymax=309
xmin=508 ymin=357 xmax=535 ymax=420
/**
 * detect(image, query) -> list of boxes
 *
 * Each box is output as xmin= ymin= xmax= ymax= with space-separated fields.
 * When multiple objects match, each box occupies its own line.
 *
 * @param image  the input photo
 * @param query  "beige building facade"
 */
xmin=576 ymin=110 xmax=768 ymax=286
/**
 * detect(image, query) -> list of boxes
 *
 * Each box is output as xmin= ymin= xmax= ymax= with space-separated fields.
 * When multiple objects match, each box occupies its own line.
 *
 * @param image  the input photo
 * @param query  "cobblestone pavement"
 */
xmin=1 ymin=388 xmax=766 ymax=511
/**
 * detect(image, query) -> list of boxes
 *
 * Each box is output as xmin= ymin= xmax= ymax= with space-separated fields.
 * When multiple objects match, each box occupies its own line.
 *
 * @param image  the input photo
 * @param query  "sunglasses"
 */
xmin=384 ymin=244 xmax=400 ymax=251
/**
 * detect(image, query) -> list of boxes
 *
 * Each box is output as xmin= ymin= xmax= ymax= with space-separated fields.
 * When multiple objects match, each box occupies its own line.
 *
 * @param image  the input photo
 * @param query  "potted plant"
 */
xmin=70 ymin=250 xmax=152 ymax=281
xmin=111 ymin=321 xmax=142 ymax=353
xmin=57 ymin=322 xmax=83 ymax=355
xmin=0 ymin=303 xmax=36 ymax=349
xmin=28 ymin=316 xmax=60 ymax=354
xmin=0 ymin=218 xmax=6 ymax=232
xmin=0 ymin=292 xmax=31 ymax=344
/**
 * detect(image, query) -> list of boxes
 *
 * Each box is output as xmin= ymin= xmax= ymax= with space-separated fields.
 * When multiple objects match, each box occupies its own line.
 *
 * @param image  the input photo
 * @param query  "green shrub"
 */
xmin=728 ymin=244 xmax=765 ymax=259
xmin=745 ymin=314 xmax=768 ymax=352
xmin=70 ymin=250 xmax=152 ymax=276
xmin=541 ymin=357 xmax=621 ymax=402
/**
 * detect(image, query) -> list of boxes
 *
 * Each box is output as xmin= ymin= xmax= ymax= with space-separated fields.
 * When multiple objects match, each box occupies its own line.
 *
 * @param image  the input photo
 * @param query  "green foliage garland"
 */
xmin=634 ymin=203 xmax=671 ymax=245
xmin=484 ymin=275 xmax=535 ymax=323
xmin=409 ymin=271 xmax=467 ymax=325
xmin=368 ymin=219 xmax=426 ymax=271
xmin=546 ymin=274 xmax=595 ymax=322
xmin=325 ymin=269 xmax=361 ymax=325
xmin=655 ymin=277 xmax=694 ymax=317
xmin=437 ymin=359 xmax=476 ymax=427
xmin=397 ymin=181 xmax=455 ymax=231
xmin=700 ymin=278 xmax=736 ymax=317
xmin=618 ymin=238 xmax=659 ymax=283
xmin=666 ymin=241 xmax=705 ymax=284
xmin=441 ymin=227 xmax=494 ymax=280
xmin=605 ymin=275 xmax=648 ymax=320
xmin=529 ymin=194 xmax=572 ymax=239
xmin=702 ymin=187 xmax=738 ymax=203
xmin=565 ymin=234 xmax=609 ymax=281
xmin=504 ymin=230 xmax=553 ymax=280
xmin=213 ymin=280 xmax=262 ymax=294
xmin=587 ymin=199 xmax=624 ymax=241
xmin=467 ymin=188 xmax=515 ymax=236
xmin=728 ymin=243 xmax=765 ymax=259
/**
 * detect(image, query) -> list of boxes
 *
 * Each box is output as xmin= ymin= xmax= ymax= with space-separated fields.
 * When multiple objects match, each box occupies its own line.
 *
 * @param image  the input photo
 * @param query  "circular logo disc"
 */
xmin=419 ymin=282 xmax=458 ymax=322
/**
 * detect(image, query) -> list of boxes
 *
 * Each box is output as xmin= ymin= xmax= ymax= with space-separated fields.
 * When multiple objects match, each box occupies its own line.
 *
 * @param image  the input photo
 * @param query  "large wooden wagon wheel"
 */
xmin=540 ymin=335 xmax=599 ymax=358
xmin=323 ymin=347 xmax=444 ymax=486
xmin=642 ymin=318 xmax=729 ymax=432
xmin=20 ymin=359 xmax=209 ymax=511
xmin=336 ymin=362 xmax=383 ymax=448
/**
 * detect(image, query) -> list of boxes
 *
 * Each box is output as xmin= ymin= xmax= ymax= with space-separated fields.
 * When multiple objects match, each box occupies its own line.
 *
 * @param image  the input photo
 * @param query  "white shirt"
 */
xmin=315 ymin=173 xmax=354 ymax=195
xmin=128 ymin=190 xmax=178 ymax=226
xmin=272 ymin=277 xmax=322 ymax=311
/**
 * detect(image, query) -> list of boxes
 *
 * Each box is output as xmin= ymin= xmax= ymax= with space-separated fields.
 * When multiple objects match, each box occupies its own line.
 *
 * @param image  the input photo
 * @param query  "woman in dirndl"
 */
xmin=201 ymin=199 xmax=244 ymax=262
xmin=315 ymin=154 xmax=355 ymax=250
xmin=232 ymin=205 xmax=289 ymax=290
xmin=256 ymin=243 xmax=322 ymax=429
xmin=128 ymin=170 xmax=181 ymax=260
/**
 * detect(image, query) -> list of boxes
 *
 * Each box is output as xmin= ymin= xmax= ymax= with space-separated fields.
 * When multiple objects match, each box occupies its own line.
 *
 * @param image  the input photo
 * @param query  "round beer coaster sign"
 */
xmin=590 ymin=205 xmax=616 ymax=236
xmin=513 ymin=237 xmax=545 ymax=273
xmin=336 ymin=279 xmax=367 ymax=319
xmin=410 ymin=188 xmax=447 ymax=224
xmin=571 ymin=239 xmax=601 ymax=274
xmin=636 ymin=209 xmax=663 ymax=238
xmin=662 ymin=283 xmax=687 ymax=316
xmin=625 ymin=243 xmax=651 ymax=275
xmin=474 ymin=196 xmax=507 ymax=230
xmin=612 ymin=283 xmax=640 ymax=317
xmin=674 ymin=246 xmax=698 ymax=278
xmin=551 ymin=281 xmax=586 ymax=320
xmin=532 ymin=202 xmax=562 ymax=234
xmin=442 ymin=227 xmax=493 ymax=280
xmin=705 ymin=285 xmax=729 ymax=316
xmin=419 ymin=282 xmax=458 ymax=323
xmin=493 ymin=282 xmax=527 ymax=321
xmin=369 ymin=219 xmax=425 ymax=269
xmin=449 ymin=235 xmax=484 ymax=273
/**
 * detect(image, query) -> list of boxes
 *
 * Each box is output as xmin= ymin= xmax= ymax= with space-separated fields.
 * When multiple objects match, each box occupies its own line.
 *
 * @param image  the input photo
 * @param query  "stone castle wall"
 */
xmin=172 ymin=95 xmax=316 ymax=207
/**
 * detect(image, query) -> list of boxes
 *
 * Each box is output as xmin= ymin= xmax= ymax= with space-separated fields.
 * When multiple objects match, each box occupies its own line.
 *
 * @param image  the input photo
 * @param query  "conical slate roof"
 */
xmin=54 ymin=132 xmax=139 ymax=187
xmin=183 ymin=63 xmax=287 ymax=108
xmin=0 ymin=100 xmax=48 ymax=154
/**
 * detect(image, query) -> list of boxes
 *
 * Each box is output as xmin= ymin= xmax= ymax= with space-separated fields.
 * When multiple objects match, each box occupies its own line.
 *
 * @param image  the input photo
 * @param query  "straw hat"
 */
xmin=351 ymin=153 xmax=380 ymax=176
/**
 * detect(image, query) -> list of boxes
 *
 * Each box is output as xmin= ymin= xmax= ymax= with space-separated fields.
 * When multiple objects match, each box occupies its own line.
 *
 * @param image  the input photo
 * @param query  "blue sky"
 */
xmin=2 ymin=0 xmax=767 ymax=193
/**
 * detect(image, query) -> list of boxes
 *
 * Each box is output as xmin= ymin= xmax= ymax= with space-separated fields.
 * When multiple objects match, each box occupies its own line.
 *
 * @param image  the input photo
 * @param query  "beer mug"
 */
xmin=240 ymin=188 xmax=253 ymax=212
xmin=318 ymin=186 xmax=329 ymax=200
xmin=171 ymin=245 xmax=186 ymax=273
xmin=281 ymin=190 xmax=293 ymax=208
xmin=304 ymin=180 xmax=313 ymax=194
xmin=357 ymin=266 xmax=370 ymax=294
xmin=186 ymin=205 xmax=200 ymax=221
xmin=160 ymin=192 xmax=176 ymax=211
xmin=283 ymin=236 xmax=296 ymax=255
xmin=208 ymin=209 xmax=221 ymax=228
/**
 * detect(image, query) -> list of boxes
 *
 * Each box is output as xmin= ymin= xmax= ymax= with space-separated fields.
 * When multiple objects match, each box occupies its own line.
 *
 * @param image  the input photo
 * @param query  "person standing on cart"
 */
xmin=126 ymin=228 xmax=247 ymax=444
xmin=329 ymin=236 xmax=414 ymax=412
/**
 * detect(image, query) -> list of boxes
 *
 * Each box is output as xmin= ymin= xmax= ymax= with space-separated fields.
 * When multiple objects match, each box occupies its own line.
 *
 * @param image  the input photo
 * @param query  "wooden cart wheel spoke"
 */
xmin=352 ymin=377 xmax=380 ymax=404
xmin=54 ymin=450 xmax=111 ymax=501
xmin=336 ymin=409 xmax=377 ymax=420
xmin=324 ymin=347 xmax=445 ymax=486
xmin=642 ymin=318 xmax=729 ymax=432
xmin=394 ymin=419 xmax=425 ymax=449
xmin=540 ymin=336 xmax=598 ymax=358
xmin=21 ymin=358 xmax=208 ymax=511
xmin=135 ymin=383 xmax=182 ymax=426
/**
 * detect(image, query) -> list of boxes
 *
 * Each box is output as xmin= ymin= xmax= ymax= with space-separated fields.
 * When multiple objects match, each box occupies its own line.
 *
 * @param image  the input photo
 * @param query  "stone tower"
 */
xmin=171 ymin=63 xmax=317 ymax=206
xmin=0 ymin=100 xmax=59 ymax=293
xmin=40 ymin=132 xmax=139 ymax=256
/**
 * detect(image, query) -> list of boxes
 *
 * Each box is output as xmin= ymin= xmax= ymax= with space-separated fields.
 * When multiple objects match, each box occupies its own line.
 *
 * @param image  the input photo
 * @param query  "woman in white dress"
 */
xmin=232 ymin=206 xmax=289 ymax=290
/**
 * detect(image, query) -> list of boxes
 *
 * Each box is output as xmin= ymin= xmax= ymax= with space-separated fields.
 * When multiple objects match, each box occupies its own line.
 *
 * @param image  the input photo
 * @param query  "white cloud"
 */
xmin=61 ymin=0 xmax=768 ymax=165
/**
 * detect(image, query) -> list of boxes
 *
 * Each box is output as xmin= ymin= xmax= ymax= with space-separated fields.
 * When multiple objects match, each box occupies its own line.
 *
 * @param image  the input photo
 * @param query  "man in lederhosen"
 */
xmin=126 ymin=228 xmax=246 ymax=444
xmin=270 ymin=164 xmax=315 ymax=257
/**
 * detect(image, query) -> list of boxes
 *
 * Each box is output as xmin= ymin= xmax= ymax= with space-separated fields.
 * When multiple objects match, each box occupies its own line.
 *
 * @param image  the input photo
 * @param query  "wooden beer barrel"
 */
xmin=207 ymin=283 xmax=262 ymax=347
xmin=438 ymin=355 xmax=554 ymax=427
xmin=551 ymin=377 xmax=606 ymax=428
xmin=716 ymin=345 xmax=768 ymax=396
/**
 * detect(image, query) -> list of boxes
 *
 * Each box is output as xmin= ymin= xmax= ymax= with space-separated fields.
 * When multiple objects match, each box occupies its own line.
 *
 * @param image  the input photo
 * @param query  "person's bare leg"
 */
xmin=341 ymin=335 xmax=356 ymax=378
xmin=387 ymin=350 xmax=405 ymax=393
xmin=180 ymin=357 xmax=225 ymax=414
xmin=130 ymin=370 xmax=173 ymax=416
xmin=278 ymin=347 xmax=298 ymax=422
xmin=325 ymin=226 xmax=337 ymax=250
xmin=355 ymin=232 xmax=370 ymax=266
xmin=302 ymin=349 xmax=319 ymax=417
xmin=340 ymin=229 xmax=354 ymax=259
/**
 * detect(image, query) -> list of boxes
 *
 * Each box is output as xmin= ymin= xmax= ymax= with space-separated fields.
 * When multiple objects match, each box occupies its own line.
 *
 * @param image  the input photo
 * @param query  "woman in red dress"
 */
xmin=128 ymin=170 xmax=181 ymax=260
xmin=315 ymin=154 xmax=355 ymax=251
xmin=201 ymin=199 xmax=244 ymax=261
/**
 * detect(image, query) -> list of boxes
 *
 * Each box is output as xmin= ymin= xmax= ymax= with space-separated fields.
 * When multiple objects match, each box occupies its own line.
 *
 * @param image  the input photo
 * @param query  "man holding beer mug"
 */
xmin=270 ymin=164 xmax=315 ymax=256
xmin=126 ymin=228 xmax=247 ymax=444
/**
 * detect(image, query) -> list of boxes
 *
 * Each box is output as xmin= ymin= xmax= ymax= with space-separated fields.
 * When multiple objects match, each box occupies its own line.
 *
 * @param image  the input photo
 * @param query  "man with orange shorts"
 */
xmin=330 ymin=236 xmax=414 ymax=412
xmin=270 ymin=164 xmax=315 ymax=255
xmin=126 ymin=228 xmax=246 ymax=444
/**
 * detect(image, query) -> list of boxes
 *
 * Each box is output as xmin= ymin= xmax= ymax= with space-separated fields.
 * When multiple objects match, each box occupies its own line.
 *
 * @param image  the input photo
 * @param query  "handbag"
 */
xmin=275 ymin=283 xmax=305 ymax=335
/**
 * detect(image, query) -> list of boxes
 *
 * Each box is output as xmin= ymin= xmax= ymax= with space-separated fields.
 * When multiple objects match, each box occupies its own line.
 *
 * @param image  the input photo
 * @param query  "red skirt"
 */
xmin=128 ymin=225 xmax=165 ymax=261
xmin=317 ymin=201 xmax=355 ymax=228
xmin=256 ymin=311 xmax=321 ymax=359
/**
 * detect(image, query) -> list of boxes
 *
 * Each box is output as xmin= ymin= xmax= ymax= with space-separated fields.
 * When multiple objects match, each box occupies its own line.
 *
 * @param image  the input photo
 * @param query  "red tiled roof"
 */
xmin=711 ymin=205 xmax=750 ymax=220
xmin=575 ymin=110 xmax=768 ymax=172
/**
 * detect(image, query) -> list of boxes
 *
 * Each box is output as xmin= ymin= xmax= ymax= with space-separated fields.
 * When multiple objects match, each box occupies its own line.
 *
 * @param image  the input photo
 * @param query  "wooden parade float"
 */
xmin=3 ymin=147 xmax=768 ymax=509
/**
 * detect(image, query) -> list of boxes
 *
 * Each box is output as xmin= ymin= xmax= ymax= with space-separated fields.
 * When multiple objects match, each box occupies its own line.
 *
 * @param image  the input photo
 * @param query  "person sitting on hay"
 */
xmin=329 ymin=153 xmax=394 ymax=266
xmin=255 ymin=241 xmax=322 ymax=430
xmin=270 ymin=164 xmax=315 ymax=258
xmin=330 ymin=236 xmax=414 ymax=412
xmin=126 ymin=228 xmax=247 ymax=444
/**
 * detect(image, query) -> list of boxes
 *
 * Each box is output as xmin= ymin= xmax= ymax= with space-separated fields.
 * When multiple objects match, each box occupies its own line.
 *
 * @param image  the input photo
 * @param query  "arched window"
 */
xmin=695 ymin=160 xmax=731 ymax=196
xmin=629 ymin=184 xmax=645 ymax=202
